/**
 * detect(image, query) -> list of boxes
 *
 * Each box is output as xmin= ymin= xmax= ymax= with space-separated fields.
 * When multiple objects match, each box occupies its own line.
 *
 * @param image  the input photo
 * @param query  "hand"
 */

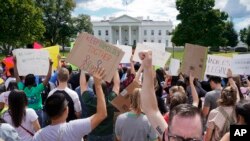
xmin=49 ymin=59 xmax=53 ymax=66
xmin=139 ymin=50 xmax=152 ymax=69
xmin=93 ymin=68 xmax=105 ymax=84
xmin=227 ymin=69 xmax=233 ymax=78
xmin=57 ymin=55 xmax=61 ymax=60
xmin=179 ymin=73 xmax=184 ymax=82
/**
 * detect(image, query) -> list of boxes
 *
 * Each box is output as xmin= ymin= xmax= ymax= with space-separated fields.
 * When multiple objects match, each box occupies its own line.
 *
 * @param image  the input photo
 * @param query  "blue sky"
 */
xmin=73 ymin=0 xmax=250 ymax=32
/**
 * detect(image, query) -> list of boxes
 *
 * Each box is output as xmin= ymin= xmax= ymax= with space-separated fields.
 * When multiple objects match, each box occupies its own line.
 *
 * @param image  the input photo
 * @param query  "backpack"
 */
xmin=217 ymin=106 xmax=236 ymax=137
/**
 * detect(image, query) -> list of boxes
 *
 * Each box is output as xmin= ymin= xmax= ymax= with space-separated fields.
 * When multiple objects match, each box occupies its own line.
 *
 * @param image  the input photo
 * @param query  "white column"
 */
xmin=119 ymin=26 xmax=122 ymax=45
xmin=110 ymin=26 xmax=113 ymax=44
xmin=129 ymin=26 xmax=132 ymax=45
xmin=138 ymin=26 xmax=142 ymax=43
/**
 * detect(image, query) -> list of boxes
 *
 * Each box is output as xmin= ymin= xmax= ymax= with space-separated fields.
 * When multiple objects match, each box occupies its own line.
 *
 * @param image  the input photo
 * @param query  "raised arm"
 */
xmin=135 ymin=65 xmax=143 ymax=83
xmin=112 ymin=70 xmax=120 ymax=94
xmin=139 ymin=50 xmax=167 ymax=139
xmin=80 ymin=70 xmax=88 ymax=94
xmin=227 ymin=69 xmax=240 ymax=102
xmin=90 ymin=68 xmax=107 ymax=130
xmin=56 ymin=55 xmax=62 ymax=71
xmin=42 ymin=59 xmax=53 ymax=86
xmin=130 ymin=55 xmax=136 ymax=75
xmin=189 ymin=71 xmax=199 ymax=107
xmin=13 ymin=57 xmax=21 ymax=83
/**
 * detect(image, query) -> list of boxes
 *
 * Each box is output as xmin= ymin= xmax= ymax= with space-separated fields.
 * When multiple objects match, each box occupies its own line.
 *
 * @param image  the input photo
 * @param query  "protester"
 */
xmin=138 ymin=50 xmax=203 ymax=140
xmin=33 ymin=68 xmax=107 ymax=141
xmin=80 ymin=69 xmax=120 ymax=141
xmin=115 ymin=88 xmax=158 ymax=141
xmin=1 ymin=90 xmax=40 ymax=141
xmin=48 ymin=68 xmax=81 ymax=122
xmin=14 ymin=57 xmax=52 ymax=128
xmin=0 ymin=118 xmax=20 ymax=141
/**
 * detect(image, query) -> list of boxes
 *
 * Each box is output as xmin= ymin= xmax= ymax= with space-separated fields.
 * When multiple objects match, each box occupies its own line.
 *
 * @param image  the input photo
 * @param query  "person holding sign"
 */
xmin=13 ymin=57 xmax=52 ymax=128
xmin=139 ymin=50 xmax=203 ymax=141
xmin=80 ymin=69 xmax=120 ymax=141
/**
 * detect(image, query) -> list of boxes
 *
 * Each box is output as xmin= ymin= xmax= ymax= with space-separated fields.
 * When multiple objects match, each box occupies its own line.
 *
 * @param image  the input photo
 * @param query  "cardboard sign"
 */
xmin=169 ymin=58 xmax=180 ymax=76
xmin=116 ymin=45 xmax=132 ymax=63
xmin=232 ymin=54 xmax=250 ymax=75
xmin=111 ymin=81 xmax=141 ymax=113
xmin=143 ymin=42 xmax=165 ymax=52
xmin=13 ymin=49 xmax=49 ymax=76
xmin=42 ymin=46 xmax=60 ymax=70
xmin=205 ymin=55 xmax=232 ymax=77
xmin=181 ymin=43 xmax=207 ymax=80
xmin=66 ymin=32 xmax=124 ymax=82
xmin=133 ymin=43 xmax=171 ymax=67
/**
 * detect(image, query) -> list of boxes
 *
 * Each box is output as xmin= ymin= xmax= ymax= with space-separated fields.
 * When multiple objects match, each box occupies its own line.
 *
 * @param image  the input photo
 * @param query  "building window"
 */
xmin=144 ymin=30 xmax=147 ymax=35
xmin=158 ymin=40 xmax=161 ymax=43
xmin=166 ymin=40 xmax=169 ymax=47
xmin=106 ymin=40 xmax=109 ymax=42
xmin=116 ymin=30 xmax=119 ymax=35
xmin=166 ymin=30 xmax=169 ymax=35
xmin=98 ymin=30 xmax=101 ymax=36
xmin=106 ymin=30 xmax=109 ymax=36
xmin=159 ymin=30 xmax=161 ymax=36
xmin=151 ymin=30 xmax=154 ymax=36
xmin=144 ymin=39 xmax=147 ymax=42
xmin=151 ymin=40 xmax=154 ymax=42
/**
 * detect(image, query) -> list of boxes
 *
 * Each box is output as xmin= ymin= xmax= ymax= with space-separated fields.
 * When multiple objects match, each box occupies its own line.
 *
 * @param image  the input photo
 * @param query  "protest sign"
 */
xmin=111 ymin=81 xmax=141 ymax=113
xmin=205 ymin=55 xmax=232 ymax=77
xmin=133 ymin=43 xmax=171 ymax=67
xmin=143 ymin=42 xmax=165 ymax=52
xmin=42 ymin=46 xmax=59 ymax=70
xmin=231 ymin=54 xmax=250 ymax=75
xmin=181 ymin=43 xmax=207 ymax=80
xmin=169 ymin=58 xmax=180 ymax=76
xmin=13 ymin=49 xmax=49 ymax=76
xmin=66 ymin=32 xmax=124 ymax=82
xmin=116 ymin=45 xmax=132 ymax=63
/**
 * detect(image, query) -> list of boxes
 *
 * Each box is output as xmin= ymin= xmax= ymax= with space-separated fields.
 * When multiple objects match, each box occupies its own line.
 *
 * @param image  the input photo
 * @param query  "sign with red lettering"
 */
xmin=66 ymin=32 xmax=124 ymax=82
xmin=205 ymin=55 xmax=232 ymax=77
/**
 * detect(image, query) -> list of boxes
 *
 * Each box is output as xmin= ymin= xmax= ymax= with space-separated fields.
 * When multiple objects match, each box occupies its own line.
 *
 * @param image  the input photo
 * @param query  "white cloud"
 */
xmin=240 ymin=0 xmax=250 ymax=10
xmin=235 ymin=16 xmax=250 ymax=31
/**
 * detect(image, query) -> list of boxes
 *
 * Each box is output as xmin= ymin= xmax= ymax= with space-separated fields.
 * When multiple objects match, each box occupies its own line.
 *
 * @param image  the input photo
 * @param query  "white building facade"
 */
xmin=92 ymin=15 xmax=173 ymax=47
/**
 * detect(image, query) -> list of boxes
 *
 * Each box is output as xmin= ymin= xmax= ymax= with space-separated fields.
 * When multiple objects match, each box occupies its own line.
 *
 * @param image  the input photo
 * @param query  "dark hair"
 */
xmin=9 ymin=68 xmax=14 ymax=76
xmin=235 ymin=100 xmax=250 ymax=125
xmin=92 ymin=81 xmax=108 ymax=96
xmin=85 ymin=73 xmax=90 ymax=82
xmin=8 ymin=90 xmax=28 ymax=127
xmin=7 ymin=81 xmax=18 ymax=91
xmin=208 ymin=76 xmax=221 ymax=84
xmin=169 ymin=92 xmax=187 ymax=111
xmin=58 ymin=68 xmax=69 ymax=82
xmin=218 ymin=86 xmax=237 ymax=106
xmin=44 ymin=92 xmax=68 ymax=118
xmin=64 ymin=65 xmax=72 ymax=74
xmin=169 ymin=104 xmax=203 ymax=129
xmin=24 ymin=74 xmax=36 ymax=87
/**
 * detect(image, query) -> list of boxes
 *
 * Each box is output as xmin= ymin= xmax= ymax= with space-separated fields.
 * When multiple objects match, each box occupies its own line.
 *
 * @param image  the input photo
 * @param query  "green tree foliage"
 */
xmin=74 ymin=14 xmax=93 ymax=34
xmin=172 ymin=0 xmax=228 ymax=48
xmin=0 ymin=0 xmax=45 ymax=55
xmin=223 ymin=21 xmax=238 ymax=47
xmin=35 ymin=0 xmax=76 ymax=46
xmin=246 ymin=28 xmax=250 ymax=48
xmin=239 ymin=27 xmax=248 ymax=43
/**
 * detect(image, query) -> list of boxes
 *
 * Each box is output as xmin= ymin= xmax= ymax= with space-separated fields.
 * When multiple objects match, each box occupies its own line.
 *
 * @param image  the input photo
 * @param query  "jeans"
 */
xmin=87 ymin=134 xmax=114 ymax=141
xmin=35 ymin=109 xmax=48 ymax=128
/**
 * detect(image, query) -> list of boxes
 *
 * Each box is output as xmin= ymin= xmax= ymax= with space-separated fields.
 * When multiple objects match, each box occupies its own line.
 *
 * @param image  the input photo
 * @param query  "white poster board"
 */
xmin=143 ymin=42 xmax=165 ymax=52
xmin=13 ymin=49 xmax=49 ymax=76
xmin=133 ymin=43 xmax=171 ymax=67
xmin=205 ymin=55 xmax=231 ymax=77
xmin=232 ymin=54 xmax=250 ymax=75
xmin=169 ymin=58 xmax=180 ymax=76
xmin=116 ymin=45 xmax=132 ymax=63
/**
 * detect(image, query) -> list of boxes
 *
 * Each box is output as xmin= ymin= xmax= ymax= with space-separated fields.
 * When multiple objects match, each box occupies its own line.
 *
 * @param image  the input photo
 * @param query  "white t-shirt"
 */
xmin=48 ymin=87 xmax=81 ymax=113
xmin=33 ymin=118 xmax=91 ymax=141
xmin=4 ymin=77 xmax=16 ymax=88
xmin=0 ymin=91 xmax=10 ymax=106
xmin=2 ymin=108 xmax=38 ymax=141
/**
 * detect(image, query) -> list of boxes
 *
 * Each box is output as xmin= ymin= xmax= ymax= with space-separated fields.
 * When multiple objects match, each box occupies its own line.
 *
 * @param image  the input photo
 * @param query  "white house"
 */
xmin=92 ymin=15 xmax=173 ymax=47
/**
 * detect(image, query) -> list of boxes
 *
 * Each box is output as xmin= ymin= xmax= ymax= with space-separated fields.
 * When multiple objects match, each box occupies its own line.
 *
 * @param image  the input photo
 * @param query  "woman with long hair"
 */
xmin=115 ymin=88 xmax=158 ymax=141
xmin=1 ymin=90 xmax=40 ymax=141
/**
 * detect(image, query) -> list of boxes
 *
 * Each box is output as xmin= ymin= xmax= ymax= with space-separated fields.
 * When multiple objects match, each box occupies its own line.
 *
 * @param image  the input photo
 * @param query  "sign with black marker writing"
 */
xmin=232 ymin=54 xmax=250 ymax=75
xmin=66 ymin=32 xmax=125 ymax=82
xmin=13 ymin=49 xmax=49 ymax=76
xmin=205 ymin=55 xmax=231 ymax=77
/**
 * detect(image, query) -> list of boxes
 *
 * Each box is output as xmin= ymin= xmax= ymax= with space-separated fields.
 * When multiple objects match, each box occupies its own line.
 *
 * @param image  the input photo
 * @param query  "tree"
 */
xmin=172 ymin=0 xmax=228 ymax=49
xmin=35 ymin=0 xmax=76 ymax=47
xmin=223 ymin=21 xmax=238 ymax=47
xmin=239 ymin=27 xmax=248 ymax=43
xmin=74 ymin=14 xmax=93 ymax=34
xmin=0 ymin=0 xmax=45 ymax=55
xmin=246 ymin=28 xmax=250 ymax=49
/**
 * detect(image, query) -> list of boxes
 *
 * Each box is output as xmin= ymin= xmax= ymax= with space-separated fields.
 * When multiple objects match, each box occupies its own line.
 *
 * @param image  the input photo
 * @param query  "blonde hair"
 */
xmin=130 ymin=88 xmax=142 ymax=115
xmin=169 ymin=86 xmax=185 ymax=96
